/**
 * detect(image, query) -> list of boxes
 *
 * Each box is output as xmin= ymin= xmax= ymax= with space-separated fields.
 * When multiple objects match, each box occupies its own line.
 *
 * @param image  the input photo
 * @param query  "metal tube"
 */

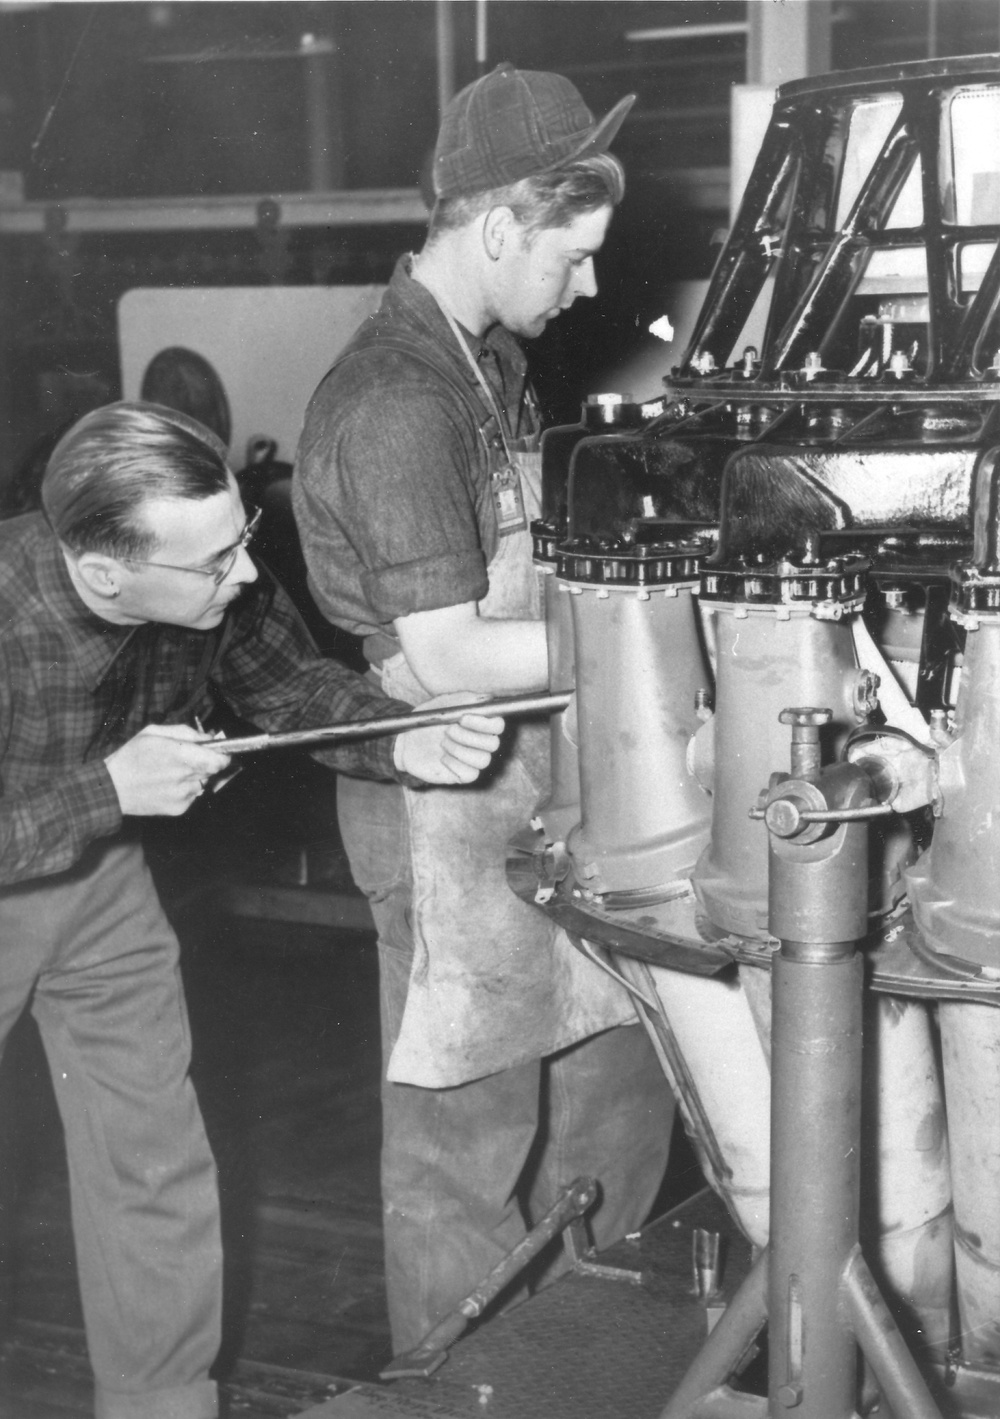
xmin=212 ymin=690 xmax=572 ymax=755
xmin=475 ymin=0 xmax=487 ymax=71
xmin=658 ymin=1247 xmax=769 ymax=1419
xmin=843 ymin=1247 xmax=944 ymax=1419
xmin=768 ymin=947 xmax=862 ymax=1419
xmin=435 ymin=0 xmax=456 ymax=117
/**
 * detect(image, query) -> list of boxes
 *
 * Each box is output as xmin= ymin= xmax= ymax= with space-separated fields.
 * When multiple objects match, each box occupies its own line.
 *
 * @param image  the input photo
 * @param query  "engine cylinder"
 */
xmin=532 ymin=566 xmax=580 ymax=845
xmin=565 ymin=580 xmax=712 ymax=901
xmin=692 ymin=605 xmax=861 ymax=938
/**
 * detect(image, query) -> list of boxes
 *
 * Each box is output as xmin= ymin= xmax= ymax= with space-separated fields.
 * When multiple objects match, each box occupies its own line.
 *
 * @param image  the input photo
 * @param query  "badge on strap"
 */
xmin=491 ymin=463 xmax=528 ymax=536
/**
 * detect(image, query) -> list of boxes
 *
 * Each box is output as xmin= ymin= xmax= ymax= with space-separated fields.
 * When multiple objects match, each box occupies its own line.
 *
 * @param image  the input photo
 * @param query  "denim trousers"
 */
xmin=338 ymin=775 xmax=676 ymax=1353
xmin=0 ymin=838 xmax=221 ymax=1419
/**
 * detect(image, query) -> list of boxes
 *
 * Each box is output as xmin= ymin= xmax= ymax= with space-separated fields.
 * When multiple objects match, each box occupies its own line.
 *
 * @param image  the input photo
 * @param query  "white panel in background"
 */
xmin=730 ymin=84 xmax=777 ymax=221
xmin=117 ymin=285 xmax=384 ymax=466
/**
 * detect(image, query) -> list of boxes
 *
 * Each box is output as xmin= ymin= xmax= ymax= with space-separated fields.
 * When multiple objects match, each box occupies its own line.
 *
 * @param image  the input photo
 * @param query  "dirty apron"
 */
xmin=375 ymin=318 xmax=635 ymax=1089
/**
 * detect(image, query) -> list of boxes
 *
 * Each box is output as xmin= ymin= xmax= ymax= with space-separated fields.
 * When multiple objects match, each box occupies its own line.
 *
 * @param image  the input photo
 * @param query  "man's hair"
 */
xmin=41 ymin=401 xmax=231 ymax=559
xmin=426 ymin=152 xmax=625 ymax=245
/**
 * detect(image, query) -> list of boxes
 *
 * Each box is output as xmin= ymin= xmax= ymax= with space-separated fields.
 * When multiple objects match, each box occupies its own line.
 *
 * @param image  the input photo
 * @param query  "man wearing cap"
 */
xmin=0 ymin=400 xmax=504 ymax=1419
xmin=293 ymin=65 xmax=674 ymax=1351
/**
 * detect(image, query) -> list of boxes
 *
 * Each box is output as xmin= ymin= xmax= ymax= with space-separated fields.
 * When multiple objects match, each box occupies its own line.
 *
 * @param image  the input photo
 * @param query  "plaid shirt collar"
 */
xmin=32 ymin=522 xmax=140 ymax=691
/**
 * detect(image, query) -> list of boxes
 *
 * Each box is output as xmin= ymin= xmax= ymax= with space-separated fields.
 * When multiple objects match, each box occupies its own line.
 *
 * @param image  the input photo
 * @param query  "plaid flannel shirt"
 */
xmin=0 ymin=513 xmax=410 ymax=888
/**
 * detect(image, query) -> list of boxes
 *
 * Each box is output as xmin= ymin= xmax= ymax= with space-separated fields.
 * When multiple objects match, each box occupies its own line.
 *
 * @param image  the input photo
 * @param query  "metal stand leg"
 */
xmin=659 ymin=1250 xmax=769 ymax=1419
xmin=843 ymin=1250 xmax=943 ymax=1419
xmin=659 ymin=710 xmax=946 ymax=1419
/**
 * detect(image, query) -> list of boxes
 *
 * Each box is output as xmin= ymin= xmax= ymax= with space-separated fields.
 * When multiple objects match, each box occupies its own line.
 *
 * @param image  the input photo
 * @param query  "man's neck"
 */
xmin=410 ymin=238 xmax=492 ymax=339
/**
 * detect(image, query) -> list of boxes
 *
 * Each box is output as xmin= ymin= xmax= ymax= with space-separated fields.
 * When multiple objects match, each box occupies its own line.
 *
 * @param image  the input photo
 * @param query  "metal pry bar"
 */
xmin=212 ymin=689 xmax=573 ymax=755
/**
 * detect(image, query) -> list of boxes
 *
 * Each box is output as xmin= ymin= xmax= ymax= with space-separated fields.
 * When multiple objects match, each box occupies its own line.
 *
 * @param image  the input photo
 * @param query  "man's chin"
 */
xmin=513 ymin=316 xmax=551 ymax=340
xmin=181 ymin=604 xmax=229 ymax=632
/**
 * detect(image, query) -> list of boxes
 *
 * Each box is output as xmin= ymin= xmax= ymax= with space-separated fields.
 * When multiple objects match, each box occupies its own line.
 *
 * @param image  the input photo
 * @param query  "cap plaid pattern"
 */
xmin=433 ymin=63 xmax=635 ymax=201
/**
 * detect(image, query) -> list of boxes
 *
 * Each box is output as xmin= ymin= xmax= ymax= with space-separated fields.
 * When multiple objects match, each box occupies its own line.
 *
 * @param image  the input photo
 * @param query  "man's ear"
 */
xmin=75 ymin=552 xmax=123 ymax=601
xmin=482 ymin=205 xmax=516 ymax=262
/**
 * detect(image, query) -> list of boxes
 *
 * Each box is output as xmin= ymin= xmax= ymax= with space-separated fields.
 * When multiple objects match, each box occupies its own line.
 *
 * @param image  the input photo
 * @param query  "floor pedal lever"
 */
xmin=565 ymin=1216 xmax=645 ymax=1286
xmin=379 ymin=1176 xmax=598 ymax=1381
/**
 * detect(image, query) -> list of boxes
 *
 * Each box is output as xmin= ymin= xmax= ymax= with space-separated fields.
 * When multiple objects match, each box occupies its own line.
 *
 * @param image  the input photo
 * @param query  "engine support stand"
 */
xmin=659 ymin=710 xmax=944 ymax=1419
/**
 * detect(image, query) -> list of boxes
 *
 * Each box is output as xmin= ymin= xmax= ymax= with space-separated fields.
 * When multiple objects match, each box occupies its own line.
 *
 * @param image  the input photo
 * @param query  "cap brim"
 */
xmin=572 ymin=92 xmax=636 ymax=162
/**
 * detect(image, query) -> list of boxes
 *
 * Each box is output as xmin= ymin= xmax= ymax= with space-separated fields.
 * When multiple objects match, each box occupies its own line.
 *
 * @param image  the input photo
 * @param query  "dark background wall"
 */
xmin=1 ymin=1 xmax=745 ymax=198
xmin=2 ymin=0 xmax=999 ymax=490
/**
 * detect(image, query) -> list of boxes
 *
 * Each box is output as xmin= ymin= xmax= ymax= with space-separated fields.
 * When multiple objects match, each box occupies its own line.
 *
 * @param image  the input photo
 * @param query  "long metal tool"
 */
xmin=379 ymin=1176 xmax=598 ymax=1381
xmin=212 ymin=689 xmax=573 ymax=755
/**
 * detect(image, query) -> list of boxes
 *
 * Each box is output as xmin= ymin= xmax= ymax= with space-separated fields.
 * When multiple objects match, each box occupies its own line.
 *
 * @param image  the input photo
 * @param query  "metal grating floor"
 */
xmin=310 ymin=1189 xmax=753 ymax=1419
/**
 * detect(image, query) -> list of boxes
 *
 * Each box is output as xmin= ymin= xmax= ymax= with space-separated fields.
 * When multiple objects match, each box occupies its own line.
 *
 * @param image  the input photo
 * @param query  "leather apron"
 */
xmin=377 ymin=420 xmax=635 ymax=1088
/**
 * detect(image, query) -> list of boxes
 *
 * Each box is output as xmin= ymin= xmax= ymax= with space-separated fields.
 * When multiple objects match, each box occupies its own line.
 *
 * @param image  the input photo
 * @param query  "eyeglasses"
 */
xmin=120 ymin=506 xmax=262 ymax=586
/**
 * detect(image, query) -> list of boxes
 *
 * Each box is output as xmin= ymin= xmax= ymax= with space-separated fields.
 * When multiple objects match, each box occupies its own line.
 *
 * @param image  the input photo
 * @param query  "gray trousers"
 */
xmin=0 ymin=838 xmax=220 ymax=1419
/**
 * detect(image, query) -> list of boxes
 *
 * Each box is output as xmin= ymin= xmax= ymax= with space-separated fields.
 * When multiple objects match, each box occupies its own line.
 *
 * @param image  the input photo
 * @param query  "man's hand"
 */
xmin=105 ymin=724 xmax=233 ymax=817
xmin=393 ymin=692 xmax=503 ymax=785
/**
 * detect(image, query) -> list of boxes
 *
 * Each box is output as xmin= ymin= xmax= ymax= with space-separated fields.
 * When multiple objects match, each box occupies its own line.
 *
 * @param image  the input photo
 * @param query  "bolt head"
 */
xmin=776 ymin=1382 xmax=803 ymax=1407
xmin=765 ymin=799 xmax=804 ymax=838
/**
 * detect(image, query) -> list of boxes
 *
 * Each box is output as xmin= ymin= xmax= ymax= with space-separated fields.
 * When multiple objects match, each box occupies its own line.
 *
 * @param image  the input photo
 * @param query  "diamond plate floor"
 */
xmin=313 ymin=1188 xmax=755 ymax=1419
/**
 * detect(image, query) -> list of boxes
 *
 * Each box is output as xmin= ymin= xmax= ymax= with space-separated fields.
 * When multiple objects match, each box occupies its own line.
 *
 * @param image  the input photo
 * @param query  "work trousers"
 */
xmin=338 ymin=776 xmax=675 ymax=1354
xmin=0 ymin=838 xmax=221 ymax=1419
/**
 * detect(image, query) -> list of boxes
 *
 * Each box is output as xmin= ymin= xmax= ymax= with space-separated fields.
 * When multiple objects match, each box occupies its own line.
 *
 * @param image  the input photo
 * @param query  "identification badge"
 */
xmin=491 ymin=463 xmax=528 ymax=537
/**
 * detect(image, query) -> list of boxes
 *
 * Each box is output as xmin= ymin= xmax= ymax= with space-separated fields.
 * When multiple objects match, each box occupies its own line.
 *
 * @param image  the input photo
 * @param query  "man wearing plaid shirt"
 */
xmin=0 ymin=400 xmax=502 ymax=1419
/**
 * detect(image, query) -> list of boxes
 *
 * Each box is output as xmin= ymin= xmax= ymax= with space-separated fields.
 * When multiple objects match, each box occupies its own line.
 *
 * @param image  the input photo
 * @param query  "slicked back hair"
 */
xmin=426 ymin=151 xmax=625 ymax=246
xmin=42 ymin=401 xmax=232 ymax=559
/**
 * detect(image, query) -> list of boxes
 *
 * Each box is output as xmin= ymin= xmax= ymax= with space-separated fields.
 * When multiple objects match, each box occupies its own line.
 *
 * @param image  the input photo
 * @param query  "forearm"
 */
xmin=0 ymin=763 xmax=123 ymax=887
xmin=215 ymin=578 xmax=413 ymax=782
xmin=395 ymin=610 xmax=549 ymax=695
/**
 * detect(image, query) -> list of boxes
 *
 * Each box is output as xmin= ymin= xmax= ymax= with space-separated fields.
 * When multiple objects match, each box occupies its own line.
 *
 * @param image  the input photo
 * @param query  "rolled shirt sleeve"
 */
xmin=293 ymin=353 xmax=491 ymax=639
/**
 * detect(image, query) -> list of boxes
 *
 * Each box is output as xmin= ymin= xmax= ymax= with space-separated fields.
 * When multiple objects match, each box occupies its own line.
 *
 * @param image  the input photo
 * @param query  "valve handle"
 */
xmin=779 ymin=705 xmax=832 ymax=779
xmin=778 ymin=707 xmax=833 ymax=728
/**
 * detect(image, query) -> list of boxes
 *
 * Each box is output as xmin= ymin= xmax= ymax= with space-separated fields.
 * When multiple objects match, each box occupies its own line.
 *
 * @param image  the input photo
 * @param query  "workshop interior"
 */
xmin=5 ymin=2 xmax=1000 ymax=1417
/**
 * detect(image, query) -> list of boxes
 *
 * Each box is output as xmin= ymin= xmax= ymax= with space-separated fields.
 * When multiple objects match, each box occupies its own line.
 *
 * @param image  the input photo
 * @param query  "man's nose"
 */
xmin=571 ymin=257 xmax=598 ymax=301
xmin=228 ymin=545 xmax=259 ymax=586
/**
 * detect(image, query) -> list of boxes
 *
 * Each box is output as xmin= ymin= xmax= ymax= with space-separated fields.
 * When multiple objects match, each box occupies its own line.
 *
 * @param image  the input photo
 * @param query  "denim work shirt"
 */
xmin=292 ymin=254 xmax=540 ymax=668
xmin=291 ymin=258 xmax=636 ymax=1086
